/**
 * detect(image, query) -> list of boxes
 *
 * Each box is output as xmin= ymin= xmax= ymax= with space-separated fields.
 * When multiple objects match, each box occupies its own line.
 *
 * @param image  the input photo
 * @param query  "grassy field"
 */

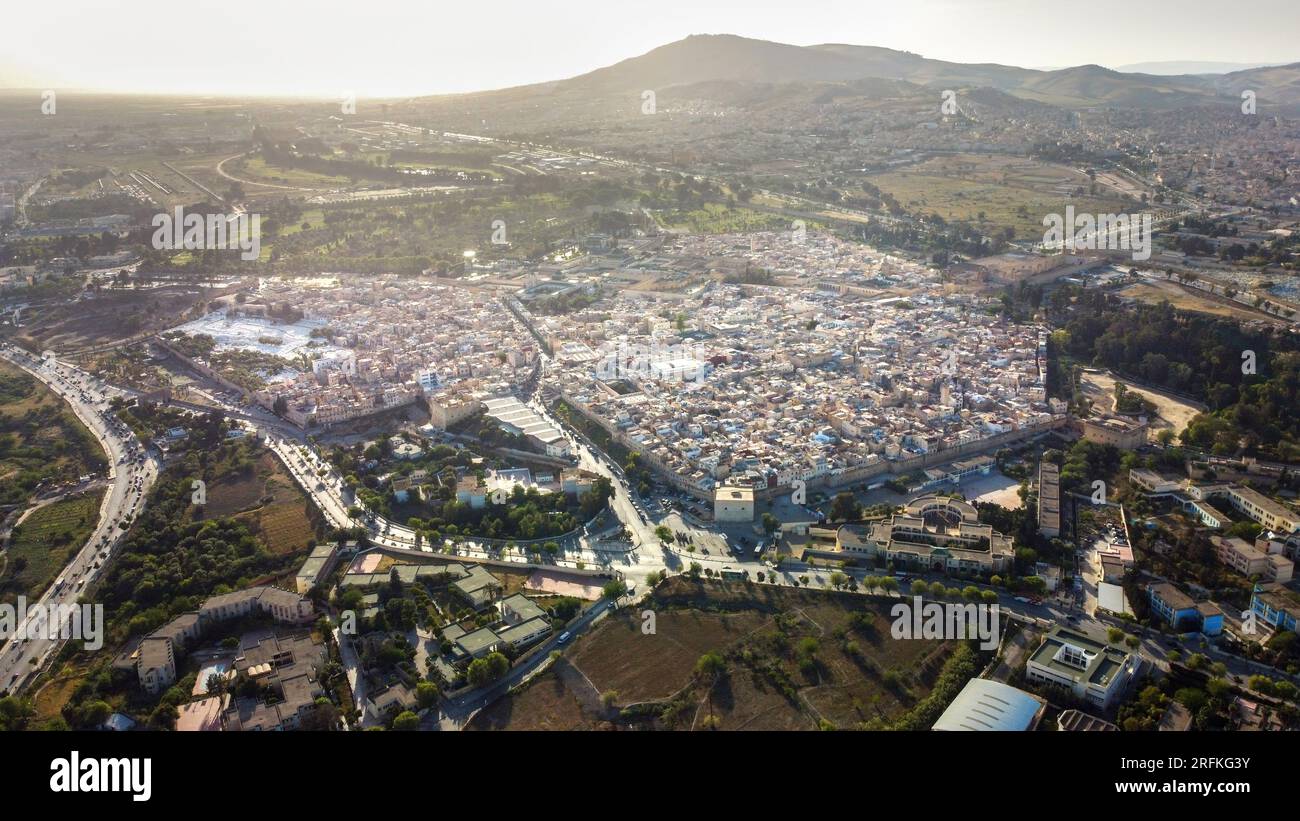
xmin=232 ymin=155 xmax=351 ymax=188
xmin=0 ymin=360 xmax=106 ymax=507
xmin=867 ymin=153 xmax=1136 ymax=240
xmin=0 ymin=492 xmax=101 ymax=605
xmin=1119 ymin=280 xmax=1276 ymax=324
xmin=653 ymin=202 xmax=793 ymax=234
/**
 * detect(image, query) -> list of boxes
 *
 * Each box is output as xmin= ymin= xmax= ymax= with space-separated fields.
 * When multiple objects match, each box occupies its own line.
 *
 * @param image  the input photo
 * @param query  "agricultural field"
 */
xmin=484 ymin=578 xmax=974 ymax=731
xmin=0 ymin=492 xmax=101 ymax=605
xmin=569 ymin=608 xmax=768 ymax=703
xmin=199 ymin=451 xmax=319 ymax=555
xmin=866 ymin=153 xmax=1137 ymax=239
xmin=0 ymin=360 xmax=106 ymax=507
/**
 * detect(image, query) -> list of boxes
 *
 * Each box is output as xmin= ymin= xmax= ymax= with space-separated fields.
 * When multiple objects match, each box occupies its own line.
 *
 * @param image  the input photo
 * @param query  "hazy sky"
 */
xmin=4 ymin=0 xmax=1297 ymax=97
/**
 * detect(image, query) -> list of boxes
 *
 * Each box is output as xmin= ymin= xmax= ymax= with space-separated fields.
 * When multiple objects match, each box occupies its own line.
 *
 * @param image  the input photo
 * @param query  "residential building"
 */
xmin=138 ymin=637 xmax=176 ymax=695
xmin=1250 ymin=582 xmax=1300 ymax=632
xmin=1147 ymin=582 xmax=1223 ymax=635
xmin=1214 ymin=535 xmax=1293 ymax=581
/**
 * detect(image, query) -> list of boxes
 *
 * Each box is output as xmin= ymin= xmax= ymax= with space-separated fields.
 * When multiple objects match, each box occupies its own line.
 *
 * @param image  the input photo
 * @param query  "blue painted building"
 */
xmin=1251 ymin=582 xmax=1300 ymax=632
xmin=1148 ymin=582 xmax=1223 ymax=636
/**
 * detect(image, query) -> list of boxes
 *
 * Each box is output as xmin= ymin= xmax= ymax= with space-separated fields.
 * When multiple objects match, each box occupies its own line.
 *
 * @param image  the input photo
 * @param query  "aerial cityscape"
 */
xmin=2 ymin=0 xmax=1299 ymax=797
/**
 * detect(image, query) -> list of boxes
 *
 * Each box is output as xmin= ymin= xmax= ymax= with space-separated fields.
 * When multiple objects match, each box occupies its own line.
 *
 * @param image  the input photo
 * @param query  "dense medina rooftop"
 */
xmin=530 ymin=234 xmax=1059 ymax=491
xmin=162 ymin=231 xmax=1057 ymax=480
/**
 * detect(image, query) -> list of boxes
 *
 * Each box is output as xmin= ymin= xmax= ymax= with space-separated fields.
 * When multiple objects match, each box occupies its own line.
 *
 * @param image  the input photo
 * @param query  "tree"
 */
xmin=602 ymin=579 xmax=628 ymax=602
xmin=695 ymin=651 xmax=726 ymax=681
xmin=416 ymin=681 xmax=439 ymax=709
xmin=467 ymin=652 xmax=510 ymax=688
xmin=391 ymin=711 xmax=420 ymax=731
xmin=654 ymin=525 xmax=673 ymax=544
xmin=78 ymin=700 xmax=112 ymax=728
xmin=1175 ymin=688 xmax=1208 ymax=712
xmin=829 ymin=492 xmax=861 ymax=522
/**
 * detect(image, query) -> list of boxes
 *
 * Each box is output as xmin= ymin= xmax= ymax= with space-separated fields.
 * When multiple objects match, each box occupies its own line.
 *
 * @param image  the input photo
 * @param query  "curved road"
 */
xmin=0 ymin=343 xmax=160 ymax=695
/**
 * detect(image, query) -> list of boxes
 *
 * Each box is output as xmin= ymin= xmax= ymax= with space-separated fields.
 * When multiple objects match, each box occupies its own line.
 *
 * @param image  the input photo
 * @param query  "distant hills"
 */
xmin=1113 ymin=60 xmax=1285 ymax=75
xmin=420 ymin=34 xmax=1300 ymax=111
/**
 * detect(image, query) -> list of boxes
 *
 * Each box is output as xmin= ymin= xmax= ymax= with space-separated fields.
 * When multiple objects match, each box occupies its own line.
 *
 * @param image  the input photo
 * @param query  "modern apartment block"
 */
xmin=1129 ymin=470 xmax=1300 ymax=555
xmin=1213 ymin=536 xmax=1293 ymax=582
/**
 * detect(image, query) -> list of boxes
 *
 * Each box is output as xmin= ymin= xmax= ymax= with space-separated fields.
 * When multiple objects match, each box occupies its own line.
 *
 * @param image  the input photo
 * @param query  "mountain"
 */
xmin=416 ymin=34 xmax=1300 ymax=111
xmin=1114 ymin=60 xmax=1285 ymax=75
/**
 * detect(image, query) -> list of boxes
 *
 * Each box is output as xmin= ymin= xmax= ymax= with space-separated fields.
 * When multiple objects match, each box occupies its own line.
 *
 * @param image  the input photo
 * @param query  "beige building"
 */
xmin=426 ymin=393 xmax=483 ymax=430
xmin=714 ymin=484 xmax=756 ymax=523
xmin=1214 ymin=536 xmax=1294 ymax=581
xmin=836 ymin=494 xmax=1014 ymax=573
xmin=137 ymin=637 xmax=177 ymax=695
xmin=1223 ymin=486 xmax=1300 ymax=536
xmin=200 ymin=587 xmax=315 ymax=625
xmin=137 ymin=587 xmax=315 ymax=695
xmin=1082 ymin=415 xmax=1148 ymax=449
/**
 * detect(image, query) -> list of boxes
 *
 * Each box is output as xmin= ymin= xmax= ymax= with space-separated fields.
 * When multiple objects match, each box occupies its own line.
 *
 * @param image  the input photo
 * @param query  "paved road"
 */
xmin=430 ymin=597 xmax=613 ymax=731
xmin=0 ymin=344 xmax=159 ymax=694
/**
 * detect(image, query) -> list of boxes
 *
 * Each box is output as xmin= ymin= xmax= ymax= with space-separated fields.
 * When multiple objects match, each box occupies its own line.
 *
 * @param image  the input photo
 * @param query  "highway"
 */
xmin=0 ymin=343 xmax=160 ymax=695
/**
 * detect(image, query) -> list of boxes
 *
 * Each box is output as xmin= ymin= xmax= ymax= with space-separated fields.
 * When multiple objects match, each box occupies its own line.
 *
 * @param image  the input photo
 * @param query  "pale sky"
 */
xmin=3 ymin=0 xmax=1297 ymax=97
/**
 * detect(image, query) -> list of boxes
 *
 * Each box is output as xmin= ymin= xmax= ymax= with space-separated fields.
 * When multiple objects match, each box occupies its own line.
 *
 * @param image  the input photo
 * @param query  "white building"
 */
xmin=1025 ymin=626 xmax=1137 ymax=709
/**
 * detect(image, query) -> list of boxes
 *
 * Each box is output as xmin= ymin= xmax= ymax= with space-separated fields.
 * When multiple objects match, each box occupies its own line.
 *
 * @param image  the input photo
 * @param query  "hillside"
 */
xmin=410 ymin=34 xmax=1300 ymax=111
